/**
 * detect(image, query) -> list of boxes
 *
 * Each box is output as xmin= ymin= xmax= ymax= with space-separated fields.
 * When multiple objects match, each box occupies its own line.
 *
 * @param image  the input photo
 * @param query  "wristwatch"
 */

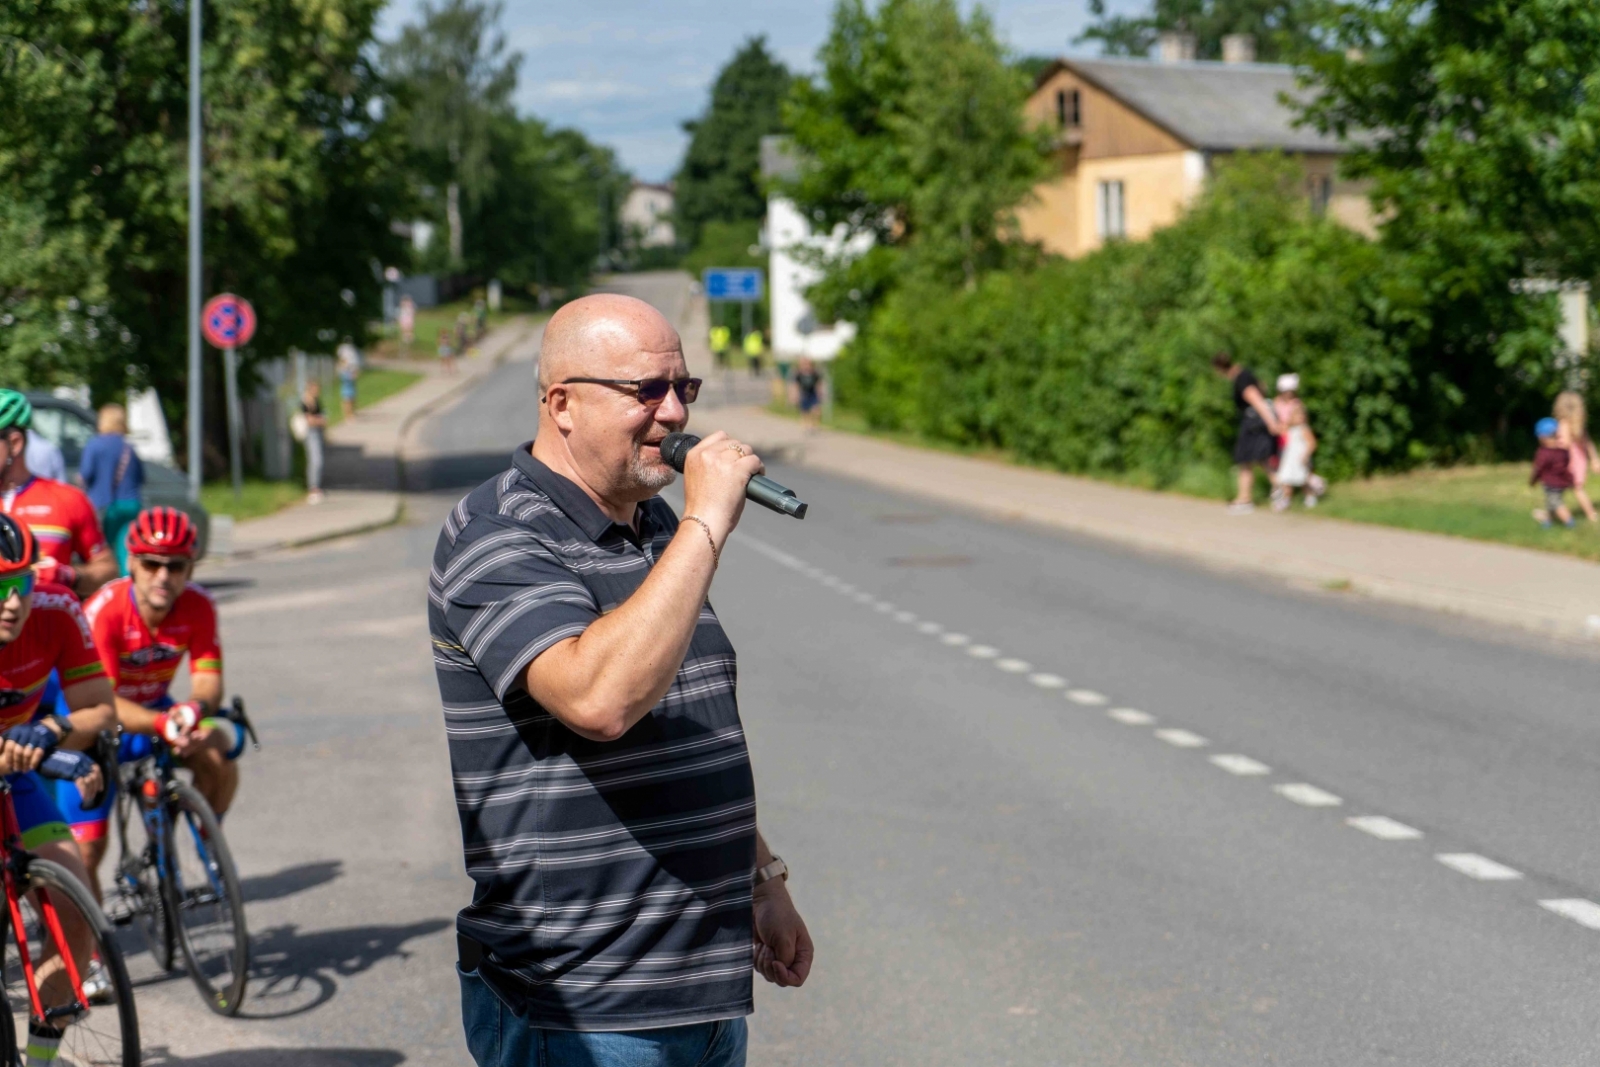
xmin=753 ymin=855 xmax=788 ymax=887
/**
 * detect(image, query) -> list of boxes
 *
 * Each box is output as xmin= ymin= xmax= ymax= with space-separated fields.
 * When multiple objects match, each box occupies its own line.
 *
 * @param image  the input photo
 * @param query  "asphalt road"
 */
xmin=154 ymin=291 xmax=1600 ymax=1064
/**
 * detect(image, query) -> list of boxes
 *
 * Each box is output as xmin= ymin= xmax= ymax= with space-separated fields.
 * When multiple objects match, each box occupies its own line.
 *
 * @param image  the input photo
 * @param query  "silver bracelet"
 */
xmin=680 ymin=514 xmax=719 ymax=567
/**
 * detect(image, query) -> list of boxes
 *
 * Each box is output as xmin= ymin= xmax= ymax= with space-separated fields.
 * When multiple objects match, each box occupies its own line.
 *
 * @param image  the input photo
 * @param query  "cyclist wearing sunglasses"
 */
xmin=0 ymin=390 xmax=116 ymax=600
xmin=73 ymin=508 xmax=237 ymax=899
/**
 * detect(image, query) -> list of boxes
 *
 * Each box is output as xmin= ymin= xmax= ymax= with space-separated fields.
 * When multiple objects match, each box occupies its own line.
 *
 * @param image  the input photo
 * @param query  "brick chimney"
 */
xmin=1221 ymin=34 xmax=1257 ymax=64
xmin=1156 ymin=31 xmax=1197 ymax=63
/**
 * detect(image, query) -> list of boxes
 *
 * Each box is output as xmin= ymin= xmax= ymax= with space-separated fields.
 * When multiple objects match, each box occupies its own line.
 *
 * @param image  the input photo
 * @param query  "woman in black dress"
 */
xmin=1211 ymin=351 xmax=1284 ymax=514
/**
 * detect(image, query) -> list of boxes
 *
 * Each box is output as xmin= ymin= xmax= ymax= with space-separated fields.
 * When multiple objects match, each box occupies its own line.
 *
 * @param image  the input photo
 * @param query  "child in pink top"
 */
xmin=1555 ymin=391 xmax=1599 ymax=523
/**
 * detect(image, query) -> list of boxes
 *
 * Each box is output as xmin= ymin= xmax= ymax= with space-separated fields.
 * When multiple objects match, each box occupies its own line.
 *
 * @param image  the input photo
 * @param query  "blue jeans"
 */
xmin=459 ymin=967 xmax=748 ymax=1067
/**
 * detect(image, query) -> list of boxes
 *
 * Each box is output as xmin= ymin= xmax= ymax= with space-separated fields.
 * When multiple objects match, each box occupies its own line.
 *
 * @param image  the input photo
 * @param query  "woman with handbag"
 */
xmin=80 ymin=403 xmax=145 ymax=573
xmin=294 ymin=381 xmax=328 ymax=504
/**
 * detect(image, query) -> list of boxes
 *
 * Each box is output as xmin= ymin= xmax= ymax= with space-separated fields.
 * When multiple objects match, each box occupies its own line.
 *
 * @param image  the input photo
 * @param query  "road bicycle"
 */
xmin=107 ymin=697 xmax=256 ymax=1017
xmin=0 ymin=745 xmax=138 ymax=1066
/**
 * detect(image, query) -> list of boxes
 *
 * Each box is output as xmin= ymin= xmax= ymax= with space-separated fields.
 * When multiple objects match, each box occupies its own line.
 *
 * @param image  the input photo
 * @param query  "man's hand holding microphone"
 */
xmin=674 ymin=431 xmax=768 ymax=567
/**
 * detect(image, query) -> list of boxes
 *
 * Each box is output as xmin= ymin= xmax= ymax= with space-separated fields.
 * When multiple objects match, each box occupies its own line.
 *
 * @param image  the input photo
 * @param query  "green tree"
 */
xmin=464 ymin=115 xmax=630 ymax=289
xmin=781 ymin=0 xmax=1049 ymax=319
xmin=1077 ymin=0 xmax=1321 ymax=61
xmin=1295 ymin=0 xmax=1590 ymax=455
xmin=382 ymin=0 xmax=520 ymax=266
xmin=0 ymin=0 xmax=406 ymax=463
xmin=673 ymin=37 xmax=791 ymax=249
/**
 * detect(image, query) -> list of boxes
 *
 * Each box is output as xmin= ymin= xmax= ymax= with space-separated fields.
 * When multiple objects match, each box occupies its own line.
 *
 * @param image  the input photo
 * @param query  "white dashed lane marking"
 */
xmin=1436 ymin=853 xmax=1522 ymax=881
xmin=1210 ymin=754 xmax=1270 ymax=776
xmin=741 ymin=535 xmax=1599 ymax=935
xmin=1156 ymin=729 xmax=1208 ymax=748
xmin=1274 ymin=783 xmax=1343 ymax=808
xmin=1539 ymin=899 xmax=1600 ymax=930
xmin=1347 ymin=816 xmax=1423 ymax=841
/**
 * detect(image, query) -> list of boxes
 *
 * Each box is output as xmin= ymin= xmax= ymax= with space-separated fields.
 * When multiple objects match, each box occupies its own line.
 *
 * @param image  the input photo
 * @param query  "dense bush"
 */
xmin=833 ymin=155 xmax=1569 ymax=486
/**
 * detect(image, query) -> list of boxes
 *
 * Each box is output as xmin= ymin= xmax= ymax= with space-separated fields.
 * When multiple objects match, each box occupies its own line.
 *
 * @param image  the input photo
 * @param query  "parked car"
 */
xmin=25 ymin=392 xmax=211 ymax=559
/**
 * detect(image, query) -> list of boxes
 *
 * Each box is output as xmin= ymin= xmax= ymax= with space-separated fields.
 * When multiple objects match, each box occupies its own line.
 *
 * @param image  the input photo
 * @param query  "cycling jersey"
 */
xmin=0 ymin=585 xmax=106 ymax=730
xmin=0 ymin=584 xmax=108 ymax=847
xmin=84 ymin=578 xmax=221 ymax=705
xmin=0 ymin=477 xmax=107 ymax=568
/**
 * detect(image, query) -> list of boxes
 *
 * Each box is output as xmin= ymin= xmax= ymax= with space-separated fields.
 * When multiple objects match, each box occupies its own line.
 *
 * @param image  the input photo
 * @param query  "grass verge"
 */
xmin=367 ymin=296 xmax=526 ymax=360
xmin=201 ymin=478 xmax=306 ymax=521
xmin=325 ymin=368 xmax=424 ymax=429
xmin=1313 ymin=464 xmax=1600 ymax=561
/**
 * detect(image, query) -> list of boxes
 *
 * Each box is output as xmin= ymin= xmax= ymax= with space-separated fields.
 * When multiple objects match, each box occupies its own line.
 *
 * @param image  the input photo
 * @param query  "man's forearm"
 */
xmin=77 ymin=553 xmax=117 ymax=597
xmin=526 ymin=525 xmax=717 ymax=741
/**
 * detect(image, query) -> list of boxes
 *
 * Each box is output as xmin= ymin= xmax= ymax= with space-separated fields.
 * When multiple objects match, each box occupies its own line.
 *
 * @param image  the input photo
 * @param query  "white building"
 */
xmin=621 ymin=182 xmax=676 ymax=249
xmin=760 ymin=136 xmax=868 ymax=362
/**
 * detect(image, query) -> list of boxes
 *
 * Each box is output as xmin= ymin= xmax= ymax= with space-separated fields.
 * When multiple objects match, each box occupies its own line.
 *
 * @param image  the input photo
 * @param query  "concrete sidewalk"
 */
xmin=694 ymin=404 xmax=1600 ymax=642
xmin=225 ymin=317 xmax=543 ymax=557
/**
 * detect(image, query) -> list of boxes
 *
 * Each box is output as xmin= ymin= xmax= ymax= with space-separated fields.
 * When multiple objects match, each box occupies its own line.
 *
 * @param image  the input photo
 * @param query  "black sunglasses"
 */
xmin=555 ymin=377 xmax=702 ymax=405
xmin=134 ymin=556 xmax=191 ymax=576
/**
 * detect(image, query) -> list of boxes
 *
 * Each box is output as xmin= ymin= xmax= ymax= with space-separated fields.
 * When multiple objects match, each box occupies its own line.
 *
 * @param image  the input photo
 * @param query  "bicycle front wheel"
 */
xmin=2 ymin=857 xmax=139 ymax=1067
xmin=166 ymin=782 xmax=249 ymax=1015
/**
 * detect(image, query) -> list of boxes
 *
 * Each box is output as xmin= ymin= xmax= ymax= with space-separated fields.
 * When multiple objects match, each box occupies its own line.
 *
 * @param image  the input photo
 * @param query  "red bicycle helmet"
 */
xmin=126 ymin=507 xmax=197 ymax=558
xmin=0 ymin=514 xmax=36 ymax=575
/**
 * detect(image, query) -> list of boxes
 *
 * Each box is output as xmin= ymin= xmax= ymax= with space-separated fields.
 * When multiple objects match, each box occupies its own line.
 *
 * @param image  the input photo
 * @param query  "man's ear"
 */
xmin=543 ymin=386 xmax=575 ymax=431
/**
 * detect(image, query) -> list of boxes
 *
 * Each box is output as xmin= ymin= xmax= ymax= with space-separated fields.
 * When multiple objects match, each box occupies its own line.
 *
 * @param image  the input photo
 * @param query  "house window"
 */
xmin=1309 ymin=175 xmax=1333 ymax=217
xmin=1055 ymin=88 xmax=1081 ymax=128
xmin=1096 ymin=180 xmax=1125 ymax=240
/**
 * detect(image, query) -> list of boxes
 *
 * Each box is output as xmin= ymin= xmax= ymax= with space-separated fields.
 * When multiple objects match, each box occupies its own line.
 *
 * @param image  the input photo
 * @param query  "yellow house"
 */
xmin=1017 ymin=52 xmax=1375 ymax=257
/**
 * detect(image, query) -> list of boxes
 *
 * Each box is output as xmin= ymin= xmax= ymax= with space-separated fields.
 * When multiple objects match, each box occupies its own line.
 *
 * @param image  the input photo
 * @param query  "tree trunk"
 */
xmin=447 ymin=181 xmax=463 ymax=265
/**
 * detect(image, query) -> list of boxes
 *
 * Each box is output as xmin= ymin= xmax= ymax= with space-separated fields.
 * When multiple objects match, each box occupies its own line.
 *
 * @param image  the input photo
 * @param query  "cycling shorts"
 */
xmin=8 ymin=772 xmax=74 ymax=850
xmin=54 ymin=697 xmax=245 ymax=843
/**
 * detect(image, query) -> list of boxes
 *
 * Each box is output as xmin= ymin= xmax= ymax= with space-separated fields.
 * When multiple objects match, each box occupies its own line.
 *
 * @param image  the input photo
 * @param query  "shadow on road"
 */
xmin=145 ymin=1048 xmax=405 ymax=1066
xmin=240 ymin=917 xmax=453 ymax=1019
xmin=404 ymin=451 xmax=515 ymax=493
xmin=240 ymin=859 xmax=344 ymax=903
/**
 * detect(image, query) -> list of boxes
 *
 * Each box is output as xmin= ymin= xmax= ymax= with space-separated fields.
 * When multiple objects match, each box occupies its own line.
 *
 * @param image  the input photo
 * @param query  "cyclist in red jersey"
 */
xmin=77 ymin=508 xmax=240 ymax=894
xmin=0 ymin=390 xmax=116 ymax=599
xmin=0 ymin=514 xmax=117 ymax=1045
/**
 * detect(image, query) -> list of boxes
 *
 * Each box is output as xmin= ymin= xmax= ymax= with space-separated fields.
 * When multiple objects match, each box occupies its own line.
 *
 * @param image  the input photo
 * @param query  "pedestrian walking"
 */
xmin=1531 ymin=416 xmax=1576 ymax=528
xmin=298 ymin=381 xmax=328 ymax=504
xmin=437 ymin=327 xmax=456 ymax=374
xmin=337 ymin=341 xmax=360 ymax=418
xmin=1212 ymin=352 xmax=1284 ymax=514
xmin=474 ymin=296 xmax=488 ymax=340
xmin=430 ymin=292 xmax=811 ymax=1067
xmin=1269 ymin=374 xmax=1325 ymax=510
xmin=791 ymin=356 xmax=824 ymax=433
xmin=399 ymin=294 xmax=417 ymax=352
xmin=1554 ymin=391 xmax=1599 ymax=523
xmin=79 ymin=403 xmax=144 ymax=573
xmin=456 ymin=311 xmax=471 ymax=360
xmin=709 ymin=324 xmax=731 ymax=369
xmin=743 ymin=328 xmax=764 ymax=377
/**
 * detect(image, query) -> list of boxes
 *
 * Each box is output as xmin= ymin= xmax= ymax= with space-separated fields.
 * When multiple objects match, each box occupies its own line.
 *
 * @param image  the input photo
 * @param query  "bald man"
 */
xmin=430 ymin=294 xmax=811 ymax=1067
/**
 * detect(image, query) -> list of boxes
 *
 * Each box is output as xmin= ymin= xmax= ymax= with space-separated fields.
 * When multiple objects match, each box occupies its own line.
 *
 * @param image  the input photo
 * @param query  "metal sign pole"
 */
xmin=223 ymin=345 xmax=243 ymax=501
xmin=186 ymin=0 xmax=203 ymax=502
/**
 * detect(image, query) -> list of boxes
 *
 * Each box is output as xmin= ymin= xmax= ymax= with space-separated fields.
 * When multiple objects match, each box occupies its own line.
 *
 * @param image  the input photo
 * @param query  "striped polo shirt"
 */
xmin=429 ymin=445 xmax=756 ymax=1031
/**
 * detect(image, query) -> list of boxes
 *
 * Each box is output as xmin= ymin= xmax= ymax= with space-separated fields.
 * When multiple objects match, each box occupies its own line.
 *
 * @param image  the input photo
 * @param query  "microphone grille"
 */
xmin=659 ymin=432 xmax=698 ymax=471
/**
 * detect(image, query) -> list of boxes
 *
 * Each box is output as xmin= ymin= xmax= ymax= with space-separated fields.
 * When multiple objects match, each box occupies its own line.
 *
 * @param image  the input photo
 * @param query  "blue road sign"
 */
xmin=703 ymin=268 xmax=764 ymax=301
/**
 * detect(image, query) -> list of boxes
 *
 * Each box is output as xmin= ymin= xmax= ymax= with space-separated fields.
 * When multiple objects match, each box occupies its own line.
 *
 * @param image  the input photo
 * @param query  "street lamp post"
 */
xmin=186 ymin=0 xmax=203 ymax=503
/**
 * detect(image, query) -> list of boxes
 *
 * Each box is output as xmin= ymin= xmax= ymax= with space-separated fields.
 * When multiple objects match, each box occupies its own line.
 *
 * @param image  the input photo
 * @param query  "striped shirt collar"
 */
xmin=511 ymin=444 xmax=662 ymax=545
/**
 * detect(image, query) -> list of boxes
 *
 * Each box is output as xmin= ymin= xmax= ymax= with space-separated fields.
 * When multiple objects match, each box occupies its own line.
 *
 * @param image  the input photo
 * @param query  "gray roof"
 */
xmin=1062 ymin=57 xmax=1345 ymax=154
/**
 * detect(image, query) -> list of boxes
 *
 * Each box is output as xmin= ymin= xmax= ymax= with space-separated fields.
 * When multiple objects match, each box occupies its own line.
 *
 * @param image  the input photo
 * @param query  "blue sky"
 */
xmin=376 ymin=1 xmax=1146 ymax=181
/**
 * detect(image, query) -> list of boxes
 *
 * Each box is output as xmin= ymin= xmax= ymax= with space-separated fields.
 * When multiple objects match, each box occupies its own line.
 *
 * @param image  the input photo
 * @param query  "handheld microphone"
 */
xmin=658 ymin=432 xmax=808 ymax=519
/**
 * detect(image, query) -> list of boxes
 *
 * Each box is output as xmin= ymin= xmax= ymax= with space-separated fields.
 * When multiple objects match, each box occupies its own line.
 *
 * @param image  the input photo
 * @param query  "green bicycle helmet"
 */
xmin=0 ymin=390 xmax=32 ymax=433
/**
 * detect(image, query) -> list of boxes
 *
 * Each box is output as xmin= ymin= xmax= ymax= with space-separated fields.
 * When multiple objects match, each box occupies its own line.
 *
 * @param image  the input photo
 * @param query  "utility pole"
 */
xmin=186 ymin=0 xmax=203 ymax=503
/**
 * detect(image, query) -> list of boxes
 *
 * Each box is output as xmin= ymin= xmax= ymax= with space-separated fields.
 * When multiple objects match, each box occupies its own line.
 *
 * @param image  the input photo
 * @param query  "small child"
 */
xmin=1270 ymin=374 xmax=1326 ymax=510
xmin=437 ymin=327 xmax=456 ymax=375
xmin=1531 ymin=416 xmax=1575 ymax=528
